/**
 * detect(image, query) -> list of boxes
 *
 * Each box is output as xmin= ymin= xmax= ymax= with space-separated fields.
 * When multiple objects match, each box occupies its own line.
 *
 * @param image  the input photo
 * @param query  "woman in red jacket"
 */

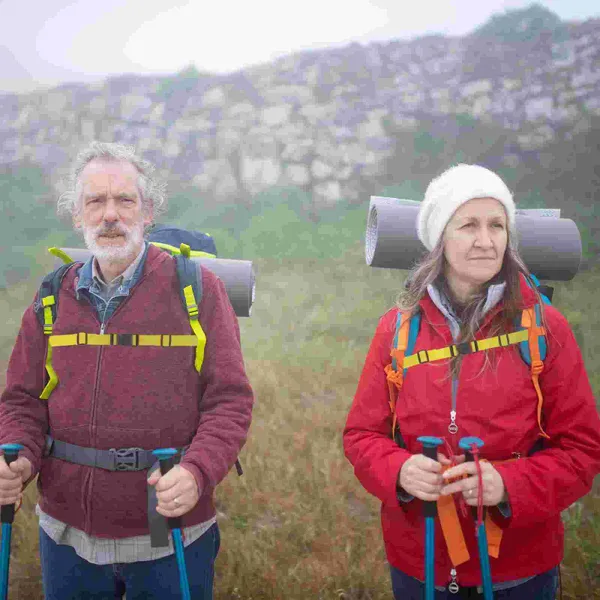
xmin=343 ymin=164 xmax=600 ymax=599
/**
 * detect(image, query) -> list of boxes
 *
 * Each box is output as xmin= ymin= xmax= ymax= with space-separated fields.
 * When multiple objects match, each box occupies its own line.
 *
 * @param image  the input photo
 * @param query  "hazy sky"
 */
xmin=1 ymin=0 xmax=599 ymax=93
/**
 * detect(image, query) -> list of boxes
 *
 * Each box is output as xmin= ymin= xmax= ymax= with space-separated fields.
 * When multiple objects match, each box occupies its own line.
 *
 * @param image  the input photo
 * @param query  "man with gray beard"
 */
xmin=0 ymin=142 xmax=254 ymax=599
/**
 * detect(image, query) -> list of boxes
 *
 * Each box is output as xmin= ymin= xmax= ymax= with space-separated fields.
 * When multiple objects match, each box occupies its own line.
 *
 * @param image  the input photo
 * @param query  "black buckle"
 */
xmin=115 ymin=333 xmax=135 ymax=346
xmin=109 ymin=447 xmax=145 ymax=471
xmin=456 ymin=342 xmax=473 ymax=355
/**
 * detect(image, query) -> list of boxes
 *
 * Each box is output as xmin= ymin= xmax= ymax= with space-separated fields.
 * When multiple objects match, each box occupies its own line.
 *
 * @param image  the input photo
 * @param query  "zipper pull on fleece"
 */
xmin=448 ymin=410 xmax=458 ymax=435
xmin=448 ymin=568 xmax=460 ymax=593
xmin=100 ymin=323 xmax=105 ymax=335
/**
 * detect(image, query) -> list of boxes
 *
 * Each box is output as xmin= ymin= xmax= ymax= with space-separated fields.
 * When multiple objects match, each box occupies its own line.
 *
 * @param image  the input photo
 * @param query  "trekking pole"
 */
xmin=458 ymin=437 xmax=493 ymax=600
xmin=416 ymin=436 xmax=443 ymax=600
xmin=152 ymin=448 xmax=191 ymax=600
xmin=0 ymin=443 xmax=24 ymax=600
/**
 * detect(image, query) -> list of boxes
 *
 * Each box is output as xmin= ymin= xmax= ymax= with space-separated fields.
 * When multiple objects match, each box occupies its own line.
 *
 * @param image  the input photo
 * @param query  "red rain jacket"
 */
xmin=0 ymin=245 xmax=254 ymax=537
xmin=343 ymin=276 xmax=600 ymax=588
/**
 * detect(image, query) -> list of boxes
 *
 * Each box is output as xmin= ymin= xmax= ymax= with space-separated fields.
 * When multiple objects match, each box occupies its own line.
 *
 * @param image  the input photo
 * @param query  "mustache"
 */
xmin=95 ymin=223 xmax=128 ymax=236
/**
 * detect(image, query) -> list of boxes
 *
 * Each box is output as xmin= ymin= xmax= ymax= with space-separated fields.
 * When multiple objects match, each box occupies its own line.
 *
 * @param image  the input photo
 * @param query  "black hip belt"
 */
xmin=44 ymin=436 xmax=186 ymax=471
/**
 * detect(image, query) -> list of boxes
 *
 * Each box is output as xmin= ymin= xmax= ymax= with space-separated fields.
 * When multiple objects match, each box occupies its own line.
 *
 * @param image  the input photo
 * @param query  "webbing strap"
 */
xmin=386 ymin=312 xmax=411 ymax=438
xmin=47 ymin=437 xmax=160 ymax=471
xmin=438 ymin=459 xmax=513 ymax=565
xmin=403 ymin=329 xmax=532 ymax=369
xmin=437 ymin=491 xmax=470 ymax=566
xmin=183 ymin=285 xmax=206 ymax=372
xmin=40 ymin=295 xmax=58 ymax=400
xmin=521 ymin=308 xmax=550 ymax=439
xmin=49 ymin=333 xmax=199 ymax=348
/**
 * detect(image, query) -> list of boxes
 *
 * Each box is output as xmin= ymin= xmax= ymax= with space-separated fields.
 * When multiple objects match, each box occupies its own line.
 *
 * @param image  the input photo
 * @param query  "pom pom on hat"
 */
xmin=417 ymin=164 xmax=516 ymax=251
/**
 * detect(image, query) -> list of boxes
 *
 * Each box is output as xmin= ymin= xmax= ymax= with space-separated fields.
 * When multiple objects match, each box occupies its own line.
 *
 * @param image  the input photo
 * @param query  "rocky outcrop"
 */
xmin=1 ymin=14 xmax=599 ymax=205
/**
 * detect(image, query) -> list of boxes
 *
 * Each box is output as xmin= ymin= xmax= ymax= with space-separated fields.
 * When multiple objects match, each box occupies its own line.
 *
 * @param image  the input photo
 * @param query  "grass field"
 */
xmin=0 ymin=246 xmax=598 ymax=599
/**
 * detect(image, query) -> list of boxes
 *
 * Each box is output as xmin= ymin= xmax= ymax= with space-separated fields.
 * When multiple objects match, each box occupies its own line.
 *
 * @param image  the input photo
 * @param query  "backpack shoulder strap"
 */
xmin=517 ymin=301 xmax=550 ymax=440
xmin=406 ymin=310 xmax=421 ymax=372
xmin=385 ymin=309 xmax=420 ymax=447
xmin=174 ymin=255 xmax=206 ymax=373
xmin=173 ymin=255 xmax=244 ymax=476
xmin=35 ymin=263 xmax=74 ymax=330
xmin=36 ymin=263 xmax=77 ymax=400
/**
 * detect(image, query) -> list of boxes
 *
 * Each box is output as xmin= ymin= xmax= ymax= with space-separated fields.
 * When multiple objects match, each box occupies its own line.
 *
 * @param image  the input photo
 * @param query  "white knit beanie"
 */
xmin=417 ymin=164 xmax=516 ymax=251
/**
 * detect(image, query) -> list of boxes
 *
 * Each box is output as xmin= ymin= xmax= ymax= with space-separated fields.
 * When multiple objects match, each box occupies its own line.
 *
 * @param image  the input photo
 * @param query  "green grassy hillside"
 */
xmin=0 ymin=243 xmax=598 ymax=599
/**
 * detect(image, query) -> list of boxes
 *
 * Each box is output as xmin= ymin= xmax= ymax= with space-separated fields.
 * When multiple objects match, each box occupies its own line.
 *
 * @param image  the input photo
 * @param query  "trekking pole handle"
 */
xmin=458 ymin=436 xmax=485 ymax=464
xmin=458 ymin=437 xmax=485 ymax=518
xmin=0 ymin=444 xmax=23 ymax=525
xmin=417 ymin=436 xmax=443 ymax=518
xmin=152 ymin=448 xmax=182 ymax=531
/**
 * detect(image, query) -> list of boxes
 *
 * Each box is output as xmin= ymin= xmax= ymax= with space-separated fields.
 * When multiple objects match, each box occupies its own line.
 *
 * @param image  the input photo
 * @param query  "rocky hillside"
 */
xmin=0 ymin=5 xmax=599 ymax=206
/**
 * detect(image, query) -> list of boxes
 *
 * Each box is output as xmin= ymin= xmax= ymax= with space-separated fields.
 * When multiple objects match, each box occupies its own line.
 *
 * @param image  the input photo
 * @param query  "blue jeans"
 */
xmin=390 ymin=565 xmax=559 ymax=599
xmin=39 ymin=523 xmax=220 ymax=600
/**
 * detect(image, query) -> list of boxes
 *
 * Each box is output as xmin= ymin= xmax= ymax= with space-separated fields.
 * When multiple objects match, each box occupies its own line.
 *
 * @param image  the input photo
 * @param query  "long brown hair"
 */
xmin=397 ymin=229 xmax=547 ymax=376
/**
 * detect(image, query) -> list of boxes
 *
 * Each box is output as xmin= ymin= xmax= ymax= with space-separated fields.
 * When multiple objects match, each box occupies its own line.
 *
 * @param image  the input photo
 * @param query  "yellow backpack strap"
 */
xmin=149 ymin=241 xmax=216 ymax=259
xmin=403 ymin=329 xmax=529 ymax=369
xmin=521 ymin=307 xmax=550 ymax=439
xmin=48 ymin=247 xmax=74 ymax=264
xmin=49 ymin=333 xmax=199 ymax=347
xmin=183 ymin=284 xmax=206 ymax=371
xmin=36 ymin=263 xmax=75 ymax=400
xmin=40 ymin=295 xmax=59 ymax=400
xmin=174 ymin=254 xmax=207 ymax=372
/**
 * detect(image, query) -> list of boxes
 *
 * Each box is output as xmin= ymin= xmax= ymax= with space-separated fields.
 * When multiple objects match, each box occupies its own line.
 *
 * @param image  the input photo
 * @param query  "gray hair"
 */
xmin=57 ymin=141 xmax=167 ymax=218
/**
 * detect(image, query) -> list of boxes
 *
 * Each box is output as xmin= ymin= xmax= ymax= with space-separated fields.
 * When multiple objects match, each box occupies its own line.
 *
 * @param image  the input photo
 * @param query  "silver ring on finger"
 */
xmin=174 ymin=497 xmax=180 ymax=507
xmin=468 ymin=488 xmax=474 ymax=497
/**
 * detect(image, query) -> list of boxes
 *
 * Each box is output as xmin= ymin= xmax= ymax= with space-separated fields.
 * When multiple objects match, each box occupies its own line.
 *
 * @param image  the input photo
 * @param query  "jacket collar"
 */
xmin=74 ymin=242 xmax=168 ymax=299
xmin=418 ymin=272 xmax=540 ymax=329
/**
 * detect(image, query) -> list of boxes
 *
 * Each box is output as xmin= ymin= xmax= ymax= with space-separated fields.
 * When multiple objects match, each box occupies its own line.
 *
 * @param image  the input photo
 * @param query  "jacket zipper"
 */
xmin=82 ymin=274 xmax=148 ymax=532
xmin=84 ymin=319 xmax=106 ymax=532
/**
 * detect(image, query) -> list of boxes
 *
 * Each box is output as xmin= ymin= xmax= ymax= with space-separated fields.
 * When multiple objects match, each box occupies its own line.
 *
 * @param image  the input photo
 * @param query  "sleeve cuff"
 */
xmin=497 ymin=500 xmax=512 ymax=518
xmin=396 ymin=484 xmax=415 ymax=504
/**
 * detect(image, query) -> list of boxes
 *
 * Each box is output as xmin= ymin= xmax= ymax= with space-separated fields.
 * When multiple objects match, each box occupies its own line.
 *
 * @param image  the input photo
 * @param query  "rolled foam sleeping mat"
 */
xmin=53 ymin=248 xmax=256 ymax=317
xmin=365 ymin=196 xmax=582 ymax=281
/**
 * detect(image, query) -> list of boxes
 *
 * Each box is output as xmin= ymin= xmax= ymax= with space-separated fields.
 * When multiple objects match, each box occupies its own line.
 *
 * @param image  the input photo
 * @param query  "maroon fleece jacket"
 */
xmin=0 ymin=245 xmax=254 ymax=537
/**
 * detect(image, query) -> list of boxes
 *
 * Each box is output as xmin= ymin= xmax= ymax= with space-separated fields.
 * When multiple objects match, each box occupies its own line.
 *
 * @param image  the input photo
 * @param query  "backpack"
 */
xmin=384 ymin=275 xmax=553 ymax=448
xmin=35 ymin=226 xmax=217 ymax=401
xmin=35 ymin=226 xmax=244 ymax=478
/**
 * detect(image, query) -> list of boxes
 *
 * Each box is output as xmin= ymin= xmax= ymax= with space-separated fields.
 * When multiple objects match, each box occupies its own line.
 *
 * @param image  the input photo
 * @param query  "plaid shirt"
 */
xmin=38 ymin=243 xmax=216 ymax=564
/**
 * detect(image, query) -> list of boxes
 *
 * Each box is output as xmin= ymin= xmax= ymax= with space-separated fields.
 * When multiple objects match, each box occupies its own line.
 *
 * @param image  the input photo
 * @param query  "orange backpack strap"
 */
xmin=384 ymin=311 xmax=411 ymax=439
xmin=520 ymin=307 xmax=550 ymax=440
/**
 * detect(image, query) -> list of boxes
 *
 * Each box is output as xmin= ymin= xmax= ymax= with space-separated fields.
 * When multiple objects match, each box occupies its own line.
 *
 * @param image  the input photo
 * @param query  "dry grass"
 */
xmin=1 ymin=255 xmax=599 ymax=599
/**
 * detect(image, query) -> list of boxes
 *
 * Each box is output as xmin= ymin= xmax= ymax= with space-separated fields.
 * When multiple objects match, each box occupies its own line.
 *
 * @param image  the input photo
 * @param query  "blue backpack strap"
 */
xmin=389 ymin=308 xmax=421 ymax=449
xmin=518 ymin=275 xmax=549 ymax=364
xmin=405 ymin=310 xmax=421 ymax=376
xmin=174 ymin=254 xmax=203 ymax=312
xmin=391 ymin=312 xmax=402 ymax=372
xmin=528 ymin=274 xmax=552 ymax=306
xmin=391 ymin=309 xmax=421 ymax=371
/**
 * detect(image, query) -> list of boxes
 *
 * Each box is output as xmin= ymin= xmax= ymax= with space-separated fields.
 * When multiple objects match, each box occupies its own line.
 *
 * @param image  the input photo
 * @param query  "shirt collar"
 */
xmin=77 ymin=242 xmax=148 ymax=297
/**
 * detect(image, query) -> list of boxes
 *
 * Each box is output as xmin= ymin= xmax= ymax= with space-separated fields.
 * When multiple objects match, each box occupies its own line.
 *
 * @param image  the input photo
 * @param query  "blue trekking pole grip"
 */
xmin=152 ymin=448 xmax=191 ymax=600
xmin=459 ymin=437 xmax=493 ymax=600
xmin=416 ymin=436 xmax=443 ymax=600
xmin=0 ymin=443 xmax=24 ymax=600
